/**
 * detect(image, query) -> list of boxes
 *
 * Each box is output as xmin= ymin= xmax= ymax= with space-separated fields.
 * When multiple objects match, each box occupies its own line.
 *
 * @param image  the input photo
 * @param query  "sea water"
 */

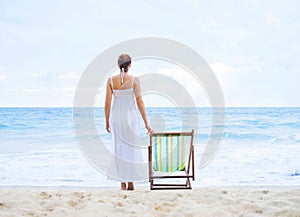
xmin=0 ymin=107 xmax=299 ymax=187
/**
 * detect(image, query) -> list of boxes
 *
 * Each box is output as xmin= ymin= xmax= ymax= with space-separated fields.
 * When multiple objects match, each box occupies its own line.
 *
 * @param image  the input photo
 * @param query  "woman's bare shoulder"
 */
xmin=132 ymin=75 xmax=140 ymax=79
xmin=133 ymin=76 xmax=140 ymax=82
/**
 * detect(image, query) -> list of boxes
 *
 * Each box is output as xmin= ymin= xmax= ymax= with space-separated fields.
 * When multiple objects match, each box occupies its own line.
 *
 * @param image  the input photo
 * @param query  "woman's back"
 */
xmin=104 ymin=53 xmax=152 ymax=188
xmin=110 ymin=74 xmax=134 ymax=91
xmin=111 ymin=75 xmax=135 ymax=101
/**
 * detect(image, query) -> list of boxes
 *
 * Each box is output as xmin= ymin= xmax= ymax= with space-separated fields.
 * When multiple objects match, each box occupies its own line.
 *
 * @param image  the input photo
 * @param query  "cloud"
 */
xmin=23 ymin=88 xmax=43 ymax=94
xmin=152 ymin=66 xmax=209 ymax=107
xmin=266 ymin=11 xmax=281 ymax=27
xmin=37 ymin=71 xmax=80 ymax=85
xmin=210 ymin=62 xmax=235 ymax=74
xmin=210 ymin=62 xmax=243 ymax=89
xmin=60 ymin=87 xmax=76 ymax=92
xmin=0 ymin=0 xmax=299 ymax=107
xmin=0 ymin=75 xmax=7 ymax=81
xmin=57 ymin=71 xmax=80 ymax=81
xmin=38 ymin=72 xmax=58 ymax=84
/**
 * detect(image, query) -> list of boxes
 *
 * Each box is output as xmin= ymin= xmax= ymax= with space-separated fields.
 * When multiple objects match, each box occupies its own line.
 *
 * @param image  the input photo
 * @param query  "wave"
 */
xmin=276 ymin=122 xmax=300 ymax=128
xmin=223 ymin=132 xmax=273 ymax=141
xmin=0 ymin=124 xmax=8 ymax=129
xmin=289 ymin=171 xmax=300 ymax=177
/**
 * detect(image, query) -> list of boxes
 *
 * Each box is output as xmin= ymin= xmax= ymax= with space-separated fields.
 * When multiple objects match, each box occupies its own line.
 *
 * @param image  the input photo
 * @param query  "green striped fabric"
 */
xmin=152 ymin=135 xmax=188 ymax=172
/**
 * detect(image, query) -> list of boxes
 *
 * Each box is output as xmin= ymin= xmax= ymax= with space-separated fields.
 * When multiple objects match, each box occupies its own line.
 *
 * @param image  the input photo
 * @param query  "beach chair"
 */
xmin=148 ymin=129 xmax=195 ymax=190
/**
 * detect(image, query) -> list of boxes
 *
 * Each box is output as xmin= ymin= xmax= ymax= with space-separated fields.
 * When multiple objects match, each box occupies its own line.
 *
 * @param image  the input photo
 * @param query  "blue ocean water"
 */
xmin=0 ymin=107 xmax=299 ymax=187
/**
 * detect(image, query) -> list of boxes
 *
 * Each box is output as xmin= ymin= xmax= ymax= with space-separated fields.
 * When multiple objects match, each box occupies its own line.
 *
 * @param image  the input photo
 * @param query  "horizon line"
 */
xmin=0 ymin=106 xmax=299 ymax=108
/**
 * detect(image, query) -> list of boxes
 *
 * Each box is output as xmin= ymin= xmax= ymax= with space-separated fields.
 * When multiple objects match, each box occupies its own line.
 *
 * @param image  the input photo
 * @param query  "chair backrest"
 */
xmin=150 ymin=131 xmax=194 ymax=172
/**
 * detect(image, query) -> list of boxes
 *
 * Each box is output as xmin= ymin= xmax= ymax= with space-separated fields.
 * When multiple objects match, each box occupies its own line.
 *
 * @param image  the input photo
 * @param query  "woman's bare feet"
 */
xmin=127 ymin=182 xmax=134 ymax=190
xmin=121 ymin=182 xmax=126 ymax=190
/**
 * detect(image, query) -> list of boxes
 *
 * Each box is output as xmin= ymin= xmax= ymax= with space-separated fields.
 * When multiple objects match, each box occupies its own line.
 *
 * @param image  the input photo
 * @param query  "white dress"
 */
xmin=108 ymin=76 xmax=146 ymax=182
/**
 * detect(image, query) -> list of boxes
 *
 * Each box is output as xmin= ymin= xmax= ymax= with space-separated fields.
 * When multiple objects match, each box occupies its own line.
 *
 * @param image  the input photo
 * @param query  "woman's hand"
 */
xmin=145 ymin=123 xmax=153 ymax=136
xmin=106 ymin=121 xmax=110 ymax=133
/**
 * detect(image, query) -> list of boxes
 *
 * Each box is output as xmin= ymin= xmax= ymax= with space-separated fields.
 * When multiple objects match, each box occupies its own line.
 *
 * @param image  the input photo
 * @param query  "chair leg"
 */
xmin=186 ymin=178 xmax=191 ymax=189
xmin=127 ymin=182 xmax=134 ymax=190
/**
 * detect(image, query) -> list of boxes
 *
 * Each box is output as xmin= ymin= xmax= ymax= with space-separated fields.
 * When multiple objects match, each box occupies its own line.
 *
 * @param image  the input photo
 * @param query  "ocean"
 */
xmin=0 ymin=107 xmax=299 ymax=187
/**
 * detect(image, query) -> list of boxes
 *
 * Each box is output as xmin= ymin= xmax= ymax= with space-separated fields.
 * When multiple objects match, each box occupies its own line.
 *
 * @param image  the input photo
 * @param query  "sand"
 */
xmin=0 ymin=187 xmax=299 ymax=217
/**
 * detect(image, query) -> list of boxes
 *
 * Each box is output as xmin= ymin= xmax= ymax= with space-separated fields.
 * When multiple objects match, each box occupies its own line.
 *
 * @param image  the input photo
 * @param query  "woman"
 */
xmin=105 ymin=54 xmax=152 ymax=190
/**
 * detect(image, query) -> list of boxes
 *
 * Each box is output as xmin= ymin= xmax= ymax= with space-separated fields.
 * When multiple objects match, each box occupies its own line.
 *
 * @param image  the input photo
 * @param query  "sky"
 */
xmin=0 ymin=0 xmax=299 ymax=107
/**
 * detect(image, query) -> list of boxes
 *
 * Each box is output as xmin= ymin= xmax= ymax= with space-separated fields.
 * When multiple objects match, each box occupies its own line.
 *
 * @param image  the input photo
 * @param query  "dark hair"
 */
xmin=118 ymin=54 xmax=131 ymax=72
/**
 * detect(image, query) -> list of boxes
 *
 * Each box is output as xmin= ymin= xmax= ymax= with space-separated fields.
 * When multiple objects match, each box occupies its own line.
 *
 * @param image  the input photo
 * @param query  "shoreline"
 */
xmin=1 ymin=184 xmax=299 ymax=189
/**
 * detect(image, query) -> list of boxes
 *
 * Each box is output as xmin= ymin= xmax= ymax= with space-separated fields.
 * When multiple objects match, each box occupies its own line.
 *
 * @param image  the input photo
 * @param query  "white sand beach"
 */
xmin=0 ymin=187 xmax=299 ymax=217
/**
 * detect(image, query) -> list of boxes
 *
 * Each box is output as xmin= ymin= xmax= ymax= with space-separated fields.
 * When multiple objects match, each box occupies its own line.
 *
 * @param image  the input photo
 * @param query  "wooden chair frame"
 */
xmin=148 ymin=129 xmax=195 ymax=190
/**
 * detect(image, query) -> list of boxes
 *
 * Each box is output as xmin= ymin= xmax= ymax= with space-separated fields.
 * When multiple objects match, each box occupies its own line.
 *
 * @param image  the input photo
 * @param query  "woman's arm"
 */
xmin=134 ymin=77 xmax=153 ymax=135
xmin=104 ymin=78 xmax=112 ymax=133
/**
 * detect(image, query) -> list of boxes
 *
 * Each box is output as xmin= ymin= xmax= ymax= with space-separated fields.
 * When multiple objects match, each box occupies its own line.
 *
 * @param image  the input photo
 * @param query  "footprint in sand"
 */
xmin=268 ymin=200 xmax=290 ymax=207
xmin=67 ymin=200 xmax=78 ymax=207
xmin=0 ymin=202 xmax=9 ymax=209
xmin=40 ymin=192 xmax=52 ymax=199
xmin=262 ymin=190 xmax=270 ymax=194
